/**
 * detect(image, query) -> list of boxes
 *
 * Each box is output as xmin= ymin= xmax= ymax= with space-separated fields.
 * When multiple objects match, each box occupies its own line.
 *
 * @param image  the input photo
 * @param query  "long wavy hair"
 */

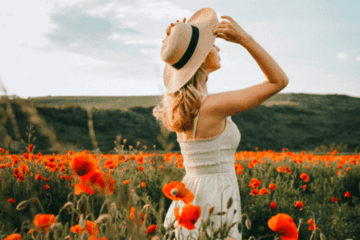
xmin=153 ymin=65 xmax=209 ymax=133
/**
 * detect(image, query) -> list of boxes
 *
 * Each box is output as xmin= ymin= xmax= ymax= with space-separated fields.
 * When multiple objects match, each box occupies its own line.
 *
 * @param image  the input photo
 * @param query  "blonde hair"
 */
xmin=153 ymin=66 xmax=209 ymax=133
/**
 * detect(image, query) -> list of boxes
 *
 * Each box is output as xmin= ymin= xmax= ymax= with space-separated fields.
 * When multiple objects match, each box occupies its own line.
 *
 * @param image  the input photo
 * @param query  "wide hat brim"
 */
xmin=163 ymin=8 xmax=218 ymax=94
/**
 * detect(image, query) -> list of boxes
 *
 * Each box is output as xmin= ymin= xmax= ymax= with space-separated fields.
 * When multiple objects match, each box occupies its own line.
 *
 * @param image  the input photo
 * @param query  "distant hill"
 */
xmin=27 ymin=95 xmax=162 ymax=110
xmin=1 ymin=93 xmax=360 ymax=154
xmin=27 ymin=93 xmax=360 ymax=111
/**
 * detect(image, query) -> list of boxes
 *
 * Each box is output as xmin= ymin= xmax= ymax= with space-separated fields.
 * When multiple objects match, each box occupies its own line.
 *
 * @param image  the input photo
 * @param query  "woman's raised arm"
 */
xmin=206 ymin=16 xmax=289 ymax=118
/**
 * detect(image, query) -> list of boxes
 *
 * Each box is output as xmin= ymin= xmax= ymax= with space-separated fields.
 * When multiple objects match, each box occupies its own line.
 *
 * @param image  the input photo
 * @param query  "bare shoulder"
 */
xmin=204 ymin=81 xmax=288 ymax=118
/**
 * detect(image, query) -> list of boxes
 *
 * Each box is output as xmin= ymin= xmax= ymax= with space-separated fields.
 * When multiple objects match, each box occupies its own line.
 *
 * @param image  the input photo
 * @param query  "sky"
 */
xmin=0 ymin=0 xmax=359 ymax=98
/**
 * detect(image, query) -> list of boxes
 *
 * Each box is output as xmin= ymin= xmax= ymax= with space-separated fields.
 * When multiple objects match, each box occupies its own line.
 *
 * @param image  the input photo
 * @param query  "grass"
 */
xmin=0 ymin=145 xmax=359 ymax=240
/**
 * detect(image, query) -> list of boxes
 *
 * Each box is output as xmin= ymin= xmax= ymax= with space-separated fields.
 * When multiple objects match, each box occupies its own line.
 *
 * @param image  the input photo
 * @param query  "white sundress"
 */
xmin=163 ymin=94 xmax=242 ymax=240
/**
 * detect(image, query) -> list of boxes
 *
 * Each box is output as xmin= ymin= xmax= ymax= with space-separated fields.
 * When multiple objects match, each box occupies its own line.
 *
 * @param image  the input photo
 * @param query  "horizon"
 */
xmin=2 ymin=91 xmax=359 ymax=100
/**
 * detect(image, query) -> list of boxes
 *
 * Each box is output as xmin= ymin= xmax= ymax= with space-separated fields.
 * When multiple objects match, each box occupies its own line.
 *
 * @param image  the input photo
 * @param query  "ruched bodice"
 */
xmin=163 ymin=94 xmax=242 ymax=239
xmin=178 ymin=115 xmax=241 ymax=171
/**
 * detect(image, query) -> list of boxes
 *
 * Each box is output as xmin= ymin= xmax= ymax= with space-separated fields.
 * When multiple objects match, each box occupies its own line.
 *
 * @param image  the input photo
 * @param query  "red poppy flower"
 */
xmin=28 ymin=144 xmax=33 ymax=153
xmin=104 ymin=159 xmax=117 ymax=169
xmin=250 ymin=189 xmax=259 ymax=196
xmin=60 ymin=174 xmax=69 ymax=181
xmin=70 ymin=153 xmax=99 ymax=176
xmin=136 ymin=156 xmax=144 ymax=165
xmin=268 ymin=213 xmax=299 ymax=240
xmin=259 ymin=188 xmax=270 ymax=195
xmin=331 ymin=197 xmax=338 ymax=203
xmin=7 ymin=198 xmax=16 ymax=204
xmin=249 ymin=178 xmax=261 ymax=188
xmin=70 ymin=220 xmax=99 ymax=237
xmin=284 ymin=166 xmax=291 ymax=174
xmin=147 ymin=224 xmax=157 ymax=235
xmin=270 ymin=202 xmax=277 ymax=209
xmin=344 ymin=191 xmax=351 ymax=197
xmin=307 ymin=219 xmax=319 ymax=231
xmin=29 ymin=214 xmax=56 ymax=234
xmin=300 ymin=173 xmax=309 ymax=182
xmin=276 ymin=166 xmax=284 ymax=172
xmin=123 ymin=180 xmax=130 ymax=185
xmin=162 ymin=181 xmax=194 ymax=204
xmin=129 ymin=206 xmax=146 ymax=226
xmin=174 ymin=203 xmax=201 ymax=230
xmin=75 ymin=169 xmax=116 ymax=195
xmin=4 ymin=233 xmax=22 ymax=240
xmin=294 ymin=201 xmax=303 ymax=210
xmin=269 ymin=183 xmax=276 ymax=191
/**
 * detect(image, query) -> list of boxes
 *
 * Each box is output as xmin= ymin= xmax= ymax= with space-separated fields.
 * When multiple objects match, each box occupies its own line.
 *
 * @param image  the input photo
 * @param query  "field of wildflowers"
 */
xmin=1 ymin=140 xmax=359 ymax=240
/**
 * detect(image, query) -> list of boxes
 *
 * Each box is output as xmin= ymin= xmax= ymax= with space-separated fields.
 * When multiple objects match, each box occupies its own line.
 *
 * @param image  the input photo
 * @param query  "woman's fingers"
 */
xmin=221 ymin=16 xmax=235 ymax=22
xmin=213 ymin=27 xmax=225 ymax=34
xmin=215 ymin=22 xmax=230 ymax=28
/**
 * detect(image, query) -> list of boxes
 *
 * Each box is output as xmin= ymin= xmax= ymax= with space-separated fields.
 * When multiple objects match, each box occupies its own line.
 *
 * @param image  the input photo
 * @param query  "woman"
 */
xmin=153 ymin=8 xmax=288 ymax=239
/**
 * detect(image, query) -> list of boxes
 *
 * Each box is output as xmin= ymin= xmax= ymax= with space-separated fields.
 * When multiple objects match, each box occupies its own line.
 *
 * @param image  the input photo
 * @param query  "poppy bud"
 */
xmin=216 ymin=211 xmax=226 ymax=216
xmin=142 ymin=204 xmax=151 ymax=211
xmin=237 ymin=222 xmax=243 ymax=233
xmin=227 ymin=197 xmax=233 ymax=209
xmin=208 ymin=206 xmax=214 ymax=214
xmin=245 ymin=219 xmax=252 ymax=230
xmin=16 ymin=200 xmax=29 ymax=210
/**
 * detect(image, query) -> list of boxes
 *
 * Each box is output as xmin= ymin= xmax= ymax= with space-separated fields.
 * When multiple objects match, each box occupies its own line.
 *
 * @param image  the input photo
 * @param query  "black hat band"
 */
xmin=172 ymin=25 xmax=199 ymax=70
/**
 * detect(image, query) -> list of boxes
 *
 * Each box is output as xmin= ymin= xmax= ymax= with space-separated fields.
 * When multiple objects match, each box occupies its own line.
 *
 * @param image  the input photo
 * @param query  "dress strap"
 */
xmin=193 ymin=94 xmax=208 ymax=139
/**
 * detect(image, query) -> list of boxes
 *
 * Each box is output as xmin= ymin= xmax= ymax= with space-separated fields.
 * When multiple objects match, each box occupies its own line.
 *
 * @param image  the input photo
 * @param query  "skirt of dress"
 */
xmin=163 ymin=170 xmax=242 ymax=240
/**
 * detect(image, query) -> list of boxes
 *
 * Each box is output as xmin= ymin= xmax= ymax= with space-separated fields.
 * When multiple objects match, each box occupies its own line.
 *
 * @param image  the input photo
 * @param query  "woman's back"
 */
xmin=176 ymin=94 xmax=227 ymax=142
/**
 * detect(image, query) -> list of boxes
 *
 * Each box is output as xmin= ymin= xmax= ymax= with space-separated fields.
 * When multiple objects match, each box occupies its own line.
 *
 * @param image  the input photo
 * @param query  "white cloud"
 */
xmin=338 ymin=52 xmax=348 ymax=61
xmin=355 ymin=56 xmax=360 ymax=62
xmin=124 ymin=40 xmax=162 ymax=46
xmin=113 ymin=0 xmax=193 ymax=20
xmin=122 ymin=21 xmax=139 ymax=28
xmin=86 ymin=2 xmax=117 ymax=17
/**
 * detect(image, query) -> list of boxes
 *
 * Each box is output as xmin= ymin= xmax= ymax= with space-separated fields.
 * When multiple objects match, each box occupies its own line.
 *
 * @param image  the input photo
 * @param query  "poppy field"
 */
xmin=0 ymin=143 xmax=359 ymax=240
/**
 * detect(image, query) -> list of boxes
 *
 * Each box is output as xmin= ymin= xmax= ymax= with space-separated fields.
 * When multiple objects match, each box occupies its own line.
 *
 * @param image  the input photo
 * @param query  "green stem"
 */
xmin=34 ymin=198 xmax=45 ymax=214
xmin=70 ymin=193 xmax=76 ymax=229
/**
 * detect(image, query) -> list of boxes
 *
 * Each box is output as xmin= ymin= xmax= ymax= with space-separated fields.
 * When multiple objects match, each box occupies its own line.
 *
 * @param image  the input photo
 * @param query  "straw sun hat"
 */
xmin=160 ymin=8 xmax=218 ymax=94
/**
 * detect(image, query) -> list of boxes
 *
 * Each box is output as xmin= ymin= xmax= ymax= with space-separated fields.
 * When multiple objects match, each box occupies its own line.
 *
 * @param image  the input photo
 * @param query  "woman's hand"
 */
xmin=166 ymin=18 xmax=186 ymax=36
xmin=213 ymin=16 xmax=252 ymax=47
